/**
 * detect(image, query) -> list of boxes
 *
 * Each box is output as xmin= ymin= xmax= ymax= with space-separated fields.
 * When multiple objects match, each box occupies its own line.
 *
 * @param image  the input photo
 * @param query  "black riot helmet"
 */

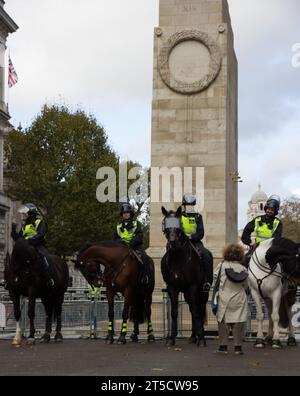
xmin=264 ymin=195 xmax=280 ymax=216
xmin=182 ymin=194 xmax=197 ymax=206
xmin=18 ymin=203 xmax=40 ymax=218
xmin=120 ymin=203 xmax=134 ymax=217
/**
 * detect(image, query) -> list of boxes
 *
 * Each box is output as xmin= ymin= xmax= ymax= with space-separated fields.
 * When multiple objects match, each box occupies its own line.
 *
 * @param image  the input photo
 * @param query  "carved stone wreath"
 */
xmin=158 ymin=30 xmax=222 ymax=95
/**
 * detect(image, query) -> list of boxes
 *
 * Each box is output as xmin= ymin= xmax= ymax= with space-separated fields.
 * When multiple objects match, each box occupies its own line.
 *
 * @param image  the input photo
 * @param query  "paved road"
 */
xmin=0 ymin=338 xmax=300 ymax=376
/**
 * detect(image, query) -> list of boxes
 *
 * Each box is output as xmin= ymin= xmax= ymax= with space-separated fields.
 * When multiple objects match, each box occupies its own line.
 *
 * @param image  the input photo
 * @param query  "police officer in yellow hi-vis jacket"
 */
xmin=11 ymin=203 xmax=55 ymax=288
xmin=241 ymin=195 xmax=283 ymax=248
xmin=181 ymin=194 xmax=213 ymax=292
xmin=113 ymin=203 xmax=149 ymax=284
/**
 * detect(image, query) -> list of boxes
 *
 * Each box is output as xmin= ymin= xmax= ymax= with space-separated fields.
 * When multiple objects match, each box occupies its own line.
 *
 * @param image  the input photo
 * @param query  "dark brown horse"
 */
xmin=74 ymin=241 xmax=155 ymax=344
xmin=4 ymin=237 xmax=69 ymax=346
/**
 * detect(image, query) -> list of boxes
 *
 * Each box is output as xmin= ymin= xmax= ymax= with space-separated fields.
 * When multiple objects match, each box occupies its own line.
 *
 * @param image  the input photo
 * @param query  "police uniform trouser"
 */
xmin=192 ymin=242 xmax=213 ymax=285
xmin=36 ymin=245 xmax=54 ymax=281
xmin=134 ymin=246 xmax=150 ymax=278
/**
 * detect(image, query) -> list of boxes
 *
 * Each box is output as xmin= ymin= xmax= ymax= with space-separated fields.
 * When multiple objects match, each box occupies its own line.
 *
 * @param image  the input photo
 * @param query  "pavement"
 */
xmin=1 ymin=338 xmax=300 ymax=376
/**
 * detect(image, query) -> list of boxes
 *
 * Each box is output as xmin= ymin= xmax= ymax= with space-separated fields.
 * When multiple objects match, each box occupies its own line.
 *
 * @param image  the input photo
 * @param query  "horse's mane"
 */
xmin=13 ymin=237 xmax=35 ymax=256
xmin=78 ymin=241 xmax=124 ymax=255
xmin=265 ymin=238 xmax=300 ymax=268
xmin=271 ymin=238 xmax=300 ymax=254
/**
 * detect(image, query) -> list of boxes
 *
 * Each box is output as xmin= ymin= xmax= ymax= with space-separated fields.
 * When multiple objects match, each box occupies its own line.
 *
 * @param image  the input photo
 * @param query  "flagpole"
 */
xmin=7 ymin=48 xmax=9 ymax=113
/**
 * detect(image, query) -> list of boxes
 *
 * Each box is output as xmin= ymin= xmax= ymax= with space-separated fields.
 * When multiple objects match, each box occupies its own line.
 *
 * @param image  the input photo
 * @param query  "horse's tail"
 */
xmin=279 ymin=289 xmax=297 ymax=328
xmin=130 ymin=290 xmax=146 ymax=324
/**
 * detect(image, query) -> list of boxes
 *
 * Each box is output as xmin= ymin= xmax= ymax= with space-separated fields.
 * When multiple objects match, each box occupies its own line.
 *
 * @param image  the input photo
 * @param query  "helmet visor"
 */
xmin=18 ymin=205 xmax=30 ymax=215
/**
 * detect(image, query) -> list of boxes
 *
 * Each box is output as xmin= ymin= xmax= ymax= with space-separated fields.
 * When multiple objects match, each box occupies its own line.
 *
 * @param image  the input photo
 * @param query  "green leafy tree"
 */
xmin=280 ymin=196 xmax=300 ymax=242
xmin=5 ymin=104 xmax=121 ymax=255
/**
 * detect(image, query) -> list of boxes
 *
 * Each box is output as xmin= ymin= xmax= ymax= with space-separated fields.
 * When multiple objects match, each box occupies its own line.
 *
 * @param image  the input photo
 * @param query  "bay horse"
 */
xmin=4 ymin=237 xmax=69 ymax=346
xmin=161 ymin=206 xmax=213 ymax=347
xmin=74 ymin=241 xmax=155 ymax=344
xmin=248 ymin=237 xmax=300 ymax=348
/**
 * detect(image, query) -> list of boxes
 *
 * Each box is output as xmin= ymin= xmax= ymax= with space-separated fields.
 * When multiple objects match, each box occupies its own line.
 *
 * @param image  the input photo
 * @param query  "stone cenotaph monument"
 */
xmin=148 ymin=0 xmax=238 ymax=286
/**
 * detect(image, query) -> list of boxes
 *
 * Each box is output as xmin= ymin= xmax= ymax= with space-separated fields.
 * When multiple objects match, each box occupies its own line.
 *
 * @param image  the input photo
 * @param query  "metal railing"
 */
xmin=1 ymin=288 xmax=300 ymax=340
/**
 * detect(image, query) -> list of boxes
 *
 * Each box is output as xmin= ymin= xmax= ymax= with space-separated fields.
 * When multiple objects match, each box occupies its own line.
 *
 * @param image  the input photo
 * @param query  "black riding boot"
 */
xmin=135 ymin=248 xmax=149 ymax=285
xmin=37 ymin=246 xmax=55 ymax=288
xmin=202 ymin=248 xmax=213 ymax=293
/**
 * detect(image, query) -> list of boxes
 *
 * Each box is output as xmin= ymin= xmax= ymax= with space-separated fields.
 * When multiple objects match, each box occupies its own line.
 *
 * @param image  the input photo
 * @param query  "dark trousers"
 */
xmin=132 ymin=245 xmax=150 ymax=276
xmin=218 ymin=321 xmax=245 ymax=347
xmin=35 ymin=245 xmax=53 ymax=280
xmin=191 ymin=241 xmax=213 ymax=284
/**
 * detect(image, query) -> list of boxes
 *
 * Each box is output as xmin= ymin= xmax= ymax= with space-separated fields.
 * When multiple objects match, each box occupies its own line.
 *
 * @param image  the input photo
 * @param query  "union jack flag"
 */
xmin=8 ymin=57 xmax=18 ymax=88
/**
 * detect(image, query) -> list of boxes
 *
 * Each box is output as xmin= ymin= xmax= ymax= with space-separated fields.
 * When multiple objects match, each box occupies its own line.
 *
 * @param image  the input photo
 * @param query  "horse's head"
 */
xmin=10 ymin=238 xmax=37 ymax=274
xmin=73 ymin=246 xmax=104 ymax=288
xmin=161 ymin=206 xmax=183 ymax=248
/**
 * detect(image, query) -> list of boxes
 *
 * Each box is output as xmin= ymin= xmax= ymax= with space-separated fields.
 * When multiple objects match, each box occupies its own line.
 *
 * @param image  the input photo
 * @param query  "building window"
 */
xmin=260 ymin=203 xmax=264 ymax=211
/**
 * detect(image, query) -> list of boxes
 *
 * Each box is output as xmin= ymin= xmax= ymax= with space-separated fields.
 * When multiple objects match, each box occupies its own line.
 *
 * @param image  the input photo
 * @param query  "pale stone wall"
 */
xmin=148 ymin=0 xmax=238 ymax=287
xmin=0 ymin=4 xmax=18 ymax=279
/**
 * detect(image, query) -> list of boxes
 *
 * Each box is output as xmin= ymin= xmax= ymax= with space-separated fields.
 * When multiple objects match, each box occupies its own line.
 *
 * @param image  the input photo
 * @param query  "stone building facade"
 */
xmin=0 ymin=1 xmax=18 ymax=279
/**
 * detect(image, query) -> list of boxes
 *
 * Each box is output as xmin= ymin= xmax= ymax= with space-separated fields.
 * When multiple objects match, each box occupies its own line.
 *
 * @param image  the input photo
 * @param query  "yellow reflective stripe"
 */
xmin=122 ymin=323 xmax=127 ymax=333
xmin=181 ymin=215 xmax=197 ymax=238
xmin=23 ymin=219 xmax=41 ymax=240
xmin=255 ymin=217 xmax=280 ymax=243
xmin=108 ymin=322 xmax=113 ymax=331
xmin=117 ymin=222 xmax=137 ymax=244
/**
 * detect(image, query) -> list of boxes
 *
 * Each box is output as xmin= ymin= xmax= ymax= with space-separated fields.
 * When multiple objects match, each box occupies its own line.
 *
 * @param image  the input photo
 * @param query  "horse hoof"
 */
xmin=287 ymin=337 xmax=297 ymax=347
xmin=117 ymin=338 xmax=126 ymax=345
xmin=54 ymin=333 xmax=63 ymax=343
xmin=265 ymin=336 xmax=273 ymax=346
xmin=197 ymin=338 xmax=207 ymax=347
xmin=105 ymin=336 xmax=114 ymax=345
xmin=272 ymin=340 xmax=282 ymax=349
xmin=166 ymin=338 xmax=175 ymax=347
xmin=254 ymin=339 xmax=265 ymax=349
xmin=189 ymin=336 xmax=197 ymax=345
xmin=148 ymin=334 xmax=155 ymax=343
xmin=130 ymin=334 xmax=139 ymax=343
xmin=26 ymin=338 xmax=36 ymax=346
xmin=12 ymin=338 xmax=22 ymax=346
xmin=39 ymin=334 xmax=51 ymax=343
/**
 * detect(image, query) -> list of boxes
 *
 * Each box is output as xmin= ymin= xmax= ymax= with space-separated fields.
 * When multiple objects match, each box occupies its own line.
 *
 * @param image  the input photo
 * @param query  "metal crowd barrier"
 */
xmin=1 ymin=288 xmax=300 ymax=340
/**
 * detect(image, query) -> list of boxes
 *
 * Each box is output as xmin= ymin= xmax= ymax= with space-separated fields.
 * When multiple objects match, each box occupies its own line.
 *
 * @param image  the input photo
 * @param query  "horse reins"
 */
xmin=104 ymin=251 xmax=131 ymax=288
xmin=249 ymin=249 xmax=283 ymax=299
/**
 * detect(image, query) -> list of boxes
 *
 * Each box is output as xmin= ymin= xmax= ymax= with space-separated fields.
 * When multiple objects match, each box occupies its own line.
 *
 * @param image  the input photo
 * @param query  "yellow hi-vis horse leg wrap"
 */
xmin=148 ymin=322 xmax=154 ymax=333
xmin=108 ymin=322 xmax=113 ymax=332
xmin=122 ymin=323 xmax=127 ymax=333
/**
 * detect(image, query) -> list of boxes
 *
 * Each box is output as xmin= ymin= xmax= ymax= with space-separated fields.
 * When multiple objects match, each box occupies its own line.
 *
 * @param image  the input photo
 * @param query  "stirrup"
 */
xmin=141 ymin=275 xmax=149 ymax=285
xmin=203 ymin=282 xmax=211 ymax=292
xmin=47 ymin=278 xmax=55 ymax=288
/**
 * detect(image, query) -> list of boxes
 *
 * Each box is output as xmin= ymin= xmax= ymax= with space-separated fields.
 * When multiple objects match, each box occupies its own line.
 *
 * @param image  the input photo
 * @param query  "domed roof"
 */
xmin=251 ymin=184 xmax=268 ymax=203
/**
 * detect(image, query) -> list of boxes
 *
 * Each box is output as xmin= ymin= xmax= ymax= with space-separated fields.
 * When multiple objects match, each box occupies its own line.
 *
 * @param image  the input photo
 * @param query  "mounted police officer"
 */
xmin=181 ymin=194 xmax=213 ymax=292
xmin=11 ymin=203 xmax=55 ymax=288
xmin=113 ymin=203 xmax=149 ymax=284
xmin=242 ymin=195 xmax=283 ymax=247
xmin=241 ymin=195 xmax=283 ymax=267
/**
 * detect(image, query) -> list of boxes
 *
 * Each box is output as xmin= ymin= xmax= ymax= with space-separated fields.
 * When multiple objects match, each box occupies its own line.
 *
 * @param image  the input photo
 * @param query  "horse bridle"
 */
xmin=249 ymin=249 xmax=282 ymax=299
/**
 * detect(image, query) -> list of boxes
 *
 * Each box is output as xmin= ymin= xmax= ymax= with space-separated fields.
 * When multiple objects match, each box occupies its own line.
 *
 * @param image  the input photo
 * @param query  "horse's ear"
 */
xmin=161 ymin=206 xmax=169 ymax=217
xmin=176 ymin=206 xmax=182 ymax=217
xmin=72 ymin=259 xmax=83 ymax=270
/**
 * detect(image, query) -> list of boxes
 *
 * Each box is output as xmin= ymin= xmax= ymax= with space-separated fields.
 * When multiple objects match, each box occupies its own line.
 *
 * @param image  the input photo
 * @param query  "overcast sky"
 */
xmin=4 ymin=0 xmax=300 ymax=228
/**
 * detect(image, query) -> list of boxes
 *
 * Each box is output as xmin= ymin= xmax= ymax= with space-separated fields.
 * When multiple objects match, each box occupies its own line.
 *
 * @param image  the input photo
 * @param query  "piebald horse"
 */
xmin=248 ymin=238 xmax=300 ymax=348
